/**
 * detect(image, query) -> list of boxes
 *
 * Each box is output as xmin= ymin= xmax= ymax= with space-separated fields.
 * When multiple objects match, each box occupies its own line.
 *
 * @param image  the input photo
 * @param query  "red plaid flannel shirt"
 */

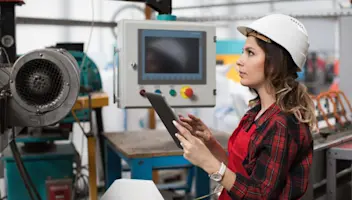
xmin=227 ymin=102 xmax=313 ymax=199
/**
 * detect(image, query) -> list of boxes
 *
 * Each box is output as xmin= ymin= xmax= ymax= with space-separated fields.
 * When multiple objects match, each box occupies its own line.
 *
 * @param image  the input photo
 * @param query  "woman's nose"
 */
xmin=236 ymin=56 xmax=244 ymax=67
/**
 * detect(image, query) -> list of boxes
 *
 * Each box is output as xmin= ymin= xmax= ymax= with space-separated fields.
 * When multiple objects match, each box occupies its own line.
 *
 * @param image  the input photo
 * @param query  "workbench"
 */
xmin=103 ymin=129 xmax=229 ymax=199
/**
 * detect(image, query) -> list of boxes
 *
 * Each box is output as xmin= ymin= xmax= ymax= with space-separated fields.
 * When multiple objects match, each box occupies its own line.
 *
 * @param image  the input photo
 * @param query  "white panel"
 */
xmin=339 ymin=16 xmax=352 ymax=102
xmin=298 ymin=18 xmax=337 ymax=53
xmin=15 ymin=0 xmax=65 ymax=18
xmin=117 ymin=19 xmax=216 ymax=108
xmin=172 ymin=0 xmax=203 ymax=17
xmin=15 ymin=0 xmax=68 ymax=54
xmin=16 ymin=25 xmax=67 ymax=54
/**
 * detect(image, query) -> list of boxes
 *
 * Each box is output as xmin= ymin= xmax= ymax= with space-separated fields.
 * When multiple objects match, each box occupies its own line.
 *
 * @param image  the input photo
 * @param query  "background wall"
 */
xmin=16 ymin=0 xmax=342 ymax=61
xmin=5 ymin=0 xmax=348 ymax=194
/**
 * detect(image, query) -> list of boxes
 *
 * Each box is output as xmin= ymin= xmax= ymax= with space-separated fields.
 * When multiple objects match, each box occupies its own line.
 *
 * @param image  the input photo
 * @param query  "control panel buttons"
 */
xmin=184 ymin=88 xmax=193 ymax=98
xmin=181 ymin=86 xmax=194 ymax=99
xmin=155 ymin=89 xmax=162 ymax=94
xmin=139 ymin=89 xmax=146 ymax=97
xmin=169 ymin=89 xmax=177 ymax=97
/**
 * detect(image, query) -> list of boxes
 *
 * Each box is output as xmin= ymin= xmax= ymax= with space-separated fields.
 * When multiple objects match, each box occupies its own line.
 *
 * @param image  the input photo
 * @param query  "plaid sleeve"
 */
xmin=227 ymin=121 xmax=298 ymax=200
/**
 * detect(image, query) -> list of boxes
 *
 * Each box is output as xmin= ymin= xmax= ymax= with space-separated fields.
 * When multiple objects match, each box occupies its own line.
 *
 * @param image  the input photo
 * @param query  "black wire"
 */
xmin=9 ymin=139 xmax=39 ymax=200
xmin=10 ymin=128 xmax=42 ymax=200
xmin=74 ymin=174 xmax=89 ymax=199
xmin=73 ymin=162 xmax=90 ymax=199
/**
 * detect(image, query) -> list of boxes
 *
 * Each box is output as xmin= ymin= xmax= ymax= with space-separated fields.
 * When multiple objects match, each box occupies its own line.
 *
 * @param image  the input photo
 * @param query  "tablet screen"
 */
xmin=145 ymin=92 xmax=182 ymax=149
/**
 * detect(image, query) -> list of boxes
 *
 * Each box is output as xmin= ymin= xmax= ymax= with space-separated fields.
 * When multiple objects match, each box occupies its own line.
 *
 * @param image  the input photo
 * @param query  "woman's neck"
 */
xmin=256 ymin=85 xmax=276 ymax=111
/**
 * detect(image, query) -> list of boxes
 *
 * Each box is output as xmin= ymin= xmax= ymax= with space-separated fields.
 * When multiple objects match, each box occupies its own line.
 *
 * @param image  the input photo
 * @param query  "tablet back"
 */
xmin=145 ymin=92 xmax=182 ymax=149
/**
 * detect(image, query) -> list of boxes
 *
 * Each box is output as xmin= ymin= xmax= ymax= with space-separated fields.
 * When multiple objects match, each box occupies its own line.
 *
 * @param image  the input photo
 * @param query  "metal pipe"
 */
xmin=173 ymin=0 xmax=329 ymax=10
xmin=313 ymin=167 xmax=352 ymax=189
xmin=16 ymin=17 xmax=116 ymax=28
xmin=314 ymin=132 xmax=352 ymax=151
xmin=177 ymin=10 xmax=352 ymax=22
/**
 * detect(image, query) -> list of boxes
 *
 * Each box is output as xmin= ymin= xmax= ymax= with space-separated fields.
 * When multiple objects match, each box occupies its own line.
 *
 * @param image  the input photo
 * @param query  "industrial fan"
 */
xmin=0 ymin=48 xmax=81 ymax=200
xmin=1 ymin=48 xmax=80 ymax=128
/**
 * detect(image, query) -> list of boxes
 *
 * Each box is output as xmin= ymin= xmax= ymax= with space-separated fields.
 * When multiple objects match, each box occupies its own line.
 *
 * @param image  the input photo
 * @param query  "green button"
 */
xmin=169 ymin=89 xmax=177 ymax=96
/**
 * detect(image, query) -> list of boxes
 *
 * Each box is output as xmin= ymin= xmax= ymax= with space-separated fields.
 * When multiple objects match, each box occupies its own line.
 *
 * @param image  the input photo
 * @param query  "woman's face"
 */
xmin=236 ymin=36 xmax=266 ymax=89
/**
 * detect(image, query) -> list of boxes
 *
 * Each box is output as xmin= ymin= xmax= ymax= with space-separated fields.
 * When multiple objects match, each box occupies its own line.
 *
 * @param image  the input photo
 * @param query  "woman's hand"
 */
xmin=178 ymin=114 xmax=215 ymax=147
xmin=173 ymin=120 xmax=220 ymax=173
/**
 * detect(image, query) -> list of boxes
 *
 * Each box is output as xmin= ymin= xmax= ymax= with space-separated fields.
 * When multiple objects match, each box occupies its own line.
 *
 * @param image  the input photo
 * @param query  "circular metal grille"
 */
xmin=15 ymin=59 xmax=64 ymax=106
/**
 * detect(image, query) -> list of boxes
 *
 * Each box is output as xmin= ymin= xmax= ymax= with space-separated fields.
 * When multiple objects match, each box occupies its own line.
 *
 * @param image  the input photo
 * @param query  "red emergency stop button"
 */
xmin=181 ymin=86 xmax=194 ymax=99
xmin=184 ymin=88 xmax=193 ymax=98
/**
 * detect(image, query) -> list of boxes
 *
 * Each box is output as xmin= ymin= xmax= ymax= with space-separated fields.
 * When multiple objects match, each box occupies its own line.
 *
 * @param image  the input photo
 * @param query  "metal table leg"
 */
xmin=104 ymin=141 xmax=122 ymax=189
xmin=327 ymin=150 xmax=337 ymax=200
xmin=88 ymin=136 xmax=98 ymax=200
xmin=130 ymin=159 xmax=153 ymax=180
xmin=195 ymin=167 xmax=210 ymax=200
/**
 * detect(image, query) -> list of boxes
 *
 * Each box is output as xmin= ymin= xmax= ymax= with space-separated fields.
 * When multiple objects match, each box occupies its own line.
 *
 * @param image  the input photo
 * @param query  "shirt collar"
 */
xmin=243 ymin=101 xmax=281 ymax=131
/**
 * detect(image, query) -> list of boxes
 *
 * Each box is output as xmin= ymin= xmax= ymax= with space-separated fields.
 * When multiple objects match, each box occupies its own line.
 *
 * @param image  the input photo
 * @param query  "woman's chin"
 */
xmin=240 ymin=80 xmax=250 ymax=87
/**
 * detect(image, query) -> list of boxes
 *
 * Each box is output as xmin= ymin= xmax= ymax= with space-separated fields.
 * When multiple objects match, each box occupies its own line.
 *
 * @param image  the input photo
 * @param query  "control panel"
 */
xmin=116 ymin=19 xmax=216 ymax=108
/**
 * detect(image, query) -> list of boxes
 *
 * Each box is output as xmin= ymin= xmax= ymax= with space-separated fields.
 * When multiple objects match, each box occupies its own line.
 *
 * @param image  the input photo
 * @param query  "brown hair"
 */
xmin=251 ymin=37 xmax=317 ymax=130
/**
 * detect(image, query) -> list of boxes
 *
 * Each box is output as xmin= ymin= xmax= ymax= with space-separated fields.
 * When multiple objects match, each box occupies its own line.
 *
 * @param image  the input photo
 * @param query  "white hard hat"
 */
xmin=237 ymin=13 xmax=309 ymax=71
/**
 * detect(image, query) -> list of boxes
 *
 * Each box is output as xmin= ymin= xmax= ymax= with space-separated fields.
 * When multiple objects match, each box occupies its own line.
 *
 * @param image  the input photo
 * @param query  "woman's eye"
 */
xmin=248 ymin=51 xmax=254 ymax=56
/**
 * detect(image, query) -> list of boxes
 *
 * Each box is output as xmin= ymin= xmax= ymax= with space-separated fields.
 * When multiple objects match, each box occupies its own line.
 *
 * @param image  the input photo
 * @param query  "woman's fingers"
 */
xmin=179 ymin=117 xmax=199 ymax=129
xmin=188 ymin=113 xmax=199 ymax=121
xmin=194 ymin=130 xmax=207 ymax=139
xmin=188 ymin=114 xmax=205 ymax=125
xmin=175 ymin=132 xmax=190 ymax=148
xmin=173 ymin=121 xmax=194 ymax=142
xmin=179 ymin=117 xmax=193 ymax=123
xmin=195 ymin=124 xmax=205 ymax=131
xmin=179 ymin=120 xmax=193 ymax=132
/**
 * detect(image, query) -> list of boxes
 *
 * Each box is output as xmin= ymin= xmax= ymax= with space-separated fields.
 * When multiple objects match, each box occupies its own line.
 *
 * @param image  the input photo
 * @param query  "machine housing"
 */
xmin=116 ymin=19 xmax=216 ymax=108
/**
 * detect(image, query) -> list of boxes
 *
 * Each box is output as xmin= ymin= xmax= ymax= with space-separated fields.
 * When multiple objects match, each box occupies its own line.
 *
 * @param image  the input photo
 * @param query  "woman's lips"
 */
xmin=239 ymin=71 xmax=246 ymax=78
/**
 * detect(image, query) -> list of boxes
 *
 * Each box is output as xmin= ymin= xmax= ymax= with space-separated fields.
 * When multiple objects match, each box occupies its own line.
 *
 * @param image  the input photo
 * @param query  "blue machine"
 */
xmin=3 ymin=50 xmax=103 ymax=200
xmin=61 ymin=50 xmax=103 ymax=124
xmin=2 ymin=143 xmax=76 ymax=200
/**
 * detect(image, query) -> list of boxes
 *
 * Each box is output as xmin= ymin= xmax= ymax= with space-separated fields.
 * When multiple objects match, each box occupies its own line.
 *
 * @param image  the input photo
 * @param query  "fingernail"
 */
xmin=173 ymin=120 xmax=177 ymax=125
xmin=175 ymin=133 xmax=179 ymax=137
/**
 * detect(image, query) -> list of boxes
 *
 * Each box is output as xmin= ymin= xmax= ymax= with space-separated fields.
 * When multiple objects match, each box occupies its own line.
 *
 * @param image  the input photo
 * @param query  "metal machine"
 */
xmin=0 ymin=1 xmax=89 ymax=200
xmin=3 ymin=47 xmax=105 ymax=200
xmin=0 ymin=48 xmax=81 ymax=200
xmin=1 ymin=48 xmax=80 ymax=128
xmin=116 ymin=19 xmax=216 ymax=108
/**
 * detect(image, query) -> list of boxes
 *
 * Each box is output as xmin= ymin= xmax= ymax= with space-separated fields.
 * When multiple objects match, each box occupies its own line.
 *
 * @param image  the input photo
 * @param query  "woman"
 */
xmin=173 ymin=13 xmax=315 ymax=200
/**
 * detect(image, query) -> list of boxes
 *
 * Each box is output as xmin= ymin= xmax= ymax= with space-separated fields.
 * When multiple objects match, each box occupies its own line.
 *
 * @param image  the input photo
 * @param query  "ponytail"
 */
xmin=276 ymin=80 xmax=317 ymax=131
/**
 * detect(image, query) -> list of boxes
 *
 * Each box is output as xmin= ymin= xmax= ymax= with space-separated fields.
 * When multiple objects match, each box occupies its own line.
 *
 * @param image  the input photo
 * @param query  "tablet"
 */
xmin=145 ymin=92 xmax=182 ymax=149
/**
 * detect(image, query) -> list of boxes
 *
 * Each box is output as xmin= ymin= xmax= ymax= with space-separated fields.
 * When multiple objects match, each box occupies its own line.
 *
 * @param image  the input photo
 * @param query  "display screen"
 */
xmin=138 ymin=29 xmax=206 ymax=84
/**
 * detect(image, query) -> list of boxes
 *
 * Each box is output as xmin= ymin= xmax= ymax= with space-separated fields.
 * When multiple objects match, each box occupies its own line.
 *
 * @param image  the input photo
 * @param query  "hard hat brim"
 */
xmin=237 ymin=26 xmax=251 ymax=37
xmin=236 ymin=25 xmax=302 ymax=72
